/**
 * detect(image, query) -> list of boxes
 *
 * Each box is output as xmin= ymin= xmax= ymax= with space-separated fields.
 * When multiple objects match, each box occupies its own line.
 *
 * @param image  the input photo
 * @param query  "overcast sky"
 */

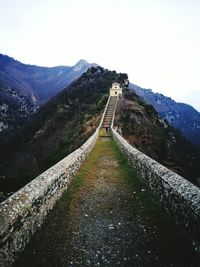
xmin=1 ymin=0 xmax=200 ymax=110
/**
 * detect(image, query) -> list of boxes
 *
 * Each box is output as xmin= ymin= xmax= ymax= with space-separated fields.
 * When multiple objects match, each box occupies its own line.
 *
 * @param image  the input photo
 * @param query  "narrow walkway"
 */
xmin=14 ymin=137 xmax=199 ymax=267
xmin=100 ymin=96 xmax=117 ymax=137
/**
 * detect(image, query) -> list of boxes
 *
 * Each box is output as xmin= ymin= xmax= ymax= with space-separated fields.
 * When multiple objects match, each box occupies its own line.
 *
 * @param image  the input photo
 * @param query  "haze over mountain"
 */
xmin=0 ymin=54 xmax=96 ymax=102
xmin=1 ymin=53 xmax=200 ymax=147
xmin=130 ymin=84 xmax=200 ymax=146
xmin=0 ymin=54 xmax=96 ymax=133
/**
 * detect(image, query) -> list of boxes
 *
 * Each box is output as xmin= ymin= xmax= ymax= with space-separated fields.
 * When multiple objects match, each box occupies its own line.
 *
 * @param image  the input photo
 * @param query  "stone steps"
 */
xmin=100 ymin=96 xmax=117 ymax=136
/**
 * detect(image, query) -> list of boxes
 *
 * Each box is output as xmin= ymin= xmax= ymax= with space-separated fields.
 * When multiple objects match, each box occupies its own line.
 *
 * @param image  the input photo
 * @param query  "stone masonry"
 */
xmin=0 ymin=94 xmax=112 ymax=267
xmin=0 ymin=129 xmax=99 ymax=266
xmin=1 ymin=93 xmax=200 ymax=266
xmin=112 ymin=128 xmax=200 ymax=254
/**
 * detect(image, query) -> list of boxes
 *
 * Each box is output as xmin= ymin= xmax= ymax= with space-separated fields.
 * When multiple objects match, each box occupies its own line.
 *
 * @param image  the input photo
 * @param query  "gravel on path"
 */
xmin=14 ymin=137 xmax=200 ymax=267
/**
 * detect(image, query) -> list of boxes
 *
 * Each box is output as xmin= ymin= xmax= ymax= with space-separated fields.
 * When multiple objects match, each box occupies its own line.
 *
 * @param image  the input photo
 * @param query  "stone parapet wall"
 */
xmin=99 ymin=95 xmax=110 ymax=128
xmin=112 ymin=128 xmax=200 ymax=253
xmin=0 ymin=129 xmax=99 ymax=266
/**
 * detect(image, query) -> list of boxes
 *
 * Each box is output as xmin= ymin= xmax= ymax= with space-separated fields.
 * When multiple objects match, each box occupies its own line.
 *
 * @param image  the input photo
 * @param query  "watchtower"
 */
xmin=110 ymin=82 xmax=122 ymax=96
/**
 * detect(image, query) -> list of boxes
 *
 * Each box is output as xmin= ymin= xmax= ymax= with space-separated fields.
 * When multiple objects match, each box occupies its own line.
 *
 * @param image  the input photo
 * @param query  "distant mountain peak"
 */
xmin=76 ymin=59 xmax=88 ymax=65
xmin=130 ymin=83 xmax=200 ymax=145
xmin=73 ymin=59 xmax=89 ymax=71
xmin=73 ymin=59 xmax=98 ymax=72
xmin=0 ymin=54 xmax=99 ymax=134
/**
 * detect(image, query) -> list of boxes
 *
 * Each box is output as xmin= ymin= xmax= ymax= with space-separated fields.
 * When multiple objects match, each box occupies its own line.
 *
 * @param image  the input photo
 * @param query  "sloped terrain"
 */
xmin=1 ymin=64 xmax=199 ymax=200
xmin=0 ymin=54 xmax=96 ymax=134
xmin=130 ymin=83 xmax=200 ymax=145
xmin=114 ymin=91 xmax=200 ymax=186
xmin=0 ymin=81 xmax=39 ymax=132
xmin=0 ymin=67 xmax=128 ymax=201
xmin=0 ymin=54 xmax=95 ymax=102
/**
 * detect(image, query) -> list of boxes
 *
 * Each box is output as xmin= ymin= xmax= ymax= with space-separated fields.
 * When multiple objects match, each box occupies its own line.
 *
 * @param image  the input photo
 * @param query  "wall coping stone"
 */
xmin=112 ymin=127 xmax=200 ymax=253
xmin=0 ymin=127 xmax=99 ymax=266
xmin=0 ymin=94 xmax=112 ymax=266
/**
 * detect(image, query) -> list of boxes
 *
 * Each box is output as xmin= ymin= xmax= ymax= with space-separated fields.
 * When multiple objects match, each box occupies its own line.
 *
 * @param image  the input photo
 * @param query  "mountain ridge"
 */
xmin=115 ymin=90 xmax=200 ymax=186
xmin=0 ymin=54 xmax=96 ymax=133
xmin=130 ymin=83 xmax=200 ymax=145
xmin=0 ymin=66 xmax=128 ymax=201
xmin=0 ymin=54 xmax=97 ymax=102
xmin=1 ymin=67 xmax=200 ymax=203
xmin=1 ymin=53 xmax=200 ymax=146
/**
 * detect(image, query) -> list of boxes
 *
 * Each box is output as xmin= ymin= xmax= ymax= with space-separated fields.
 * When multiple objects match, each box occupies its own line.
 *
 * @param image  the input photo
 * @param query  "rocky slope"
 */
xmin=0 ymin=82 xmax=39 ymax=132
xmin=130 ymin=83 xmax=200 ymax=145
xmin=0 ymin=54 xmax=96 ymax=133
xmin=114 ymin=90 xmax=200 ymax=186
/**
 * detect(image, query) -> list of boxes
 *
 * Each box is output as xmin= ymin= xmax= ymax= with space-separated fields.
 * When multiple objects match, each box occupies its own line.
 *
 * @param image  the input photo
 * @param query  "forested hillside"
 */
xmin=0 ymin=66 xmax=128 ymax=201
